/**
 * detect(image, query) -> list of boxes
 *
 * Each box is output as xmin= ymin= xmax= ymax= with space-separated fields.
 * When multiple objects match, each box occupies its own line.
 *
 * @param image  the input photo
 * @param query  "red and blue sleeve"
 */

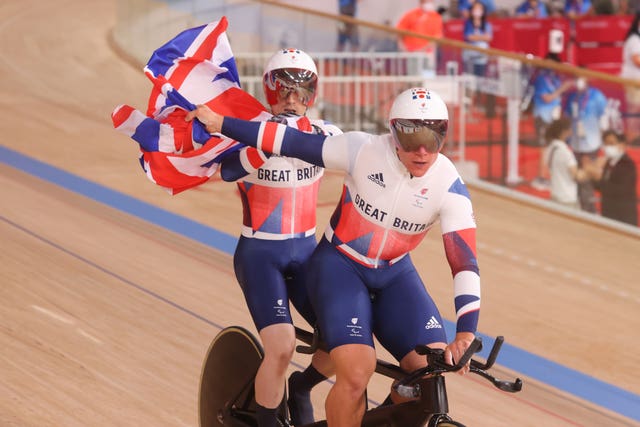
xmin=219 ymin=147 xmax=269 ymax=182
xmin=443 ymin=229 xmax=480 ymax=334
xmin=221 ymin=117 xmax=327 ymax=167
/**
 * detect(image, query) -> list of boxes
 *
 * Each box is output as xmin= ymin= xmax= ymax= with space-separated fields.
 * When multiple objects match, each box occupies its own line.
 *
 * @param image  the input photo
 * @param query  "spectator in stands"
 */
xmin=619 ymin=0 xmax=640 ymax=15
xmin=590 ymin=0 xmax=615 ymax=15
xmin=544 ymin=117 xmax=589 ymax=209
xmin=563 ymin=75 xmax=609 ymax=213
xmin=586 ymin=130 xmax=638 ymax=225
xmin=621 ymin=11 xmax=640 ymax=144
xmin=462 ymin=1 xmax=493 ymax=78
xmin=547 ymin=0 xmax=568 ymax=16
xmin=515 ymin=0 xmax=549 ymax=17
xmin=396 ymin=0 xmax=443 ymax=52
xmin=363 ymin=19 xmax=399 ymax=52
xmin=337 ymin=0 xmax=360 ymax=52
xmin=564 ymin=0 xmax=592 ymax=18
xmin=530 ymin=48 xmax=574 ymax=190
xmin=458 ymin=0 xmax=497 ymax=18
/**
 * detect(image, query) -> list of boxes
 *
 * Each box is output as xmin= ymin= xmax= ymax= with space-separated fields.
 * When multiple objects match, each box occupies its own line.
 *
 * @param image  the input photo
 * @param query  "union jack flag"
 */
xmin=112 ymin=17 xmax=271 ymax=194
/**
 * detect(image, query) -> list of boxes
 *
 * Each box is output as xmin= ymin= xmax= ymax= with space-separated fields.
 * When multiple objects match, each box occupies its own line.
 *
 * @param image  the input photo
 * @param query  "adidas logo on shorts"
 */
xmin=425 ymin=316 xmax=442 ymax=330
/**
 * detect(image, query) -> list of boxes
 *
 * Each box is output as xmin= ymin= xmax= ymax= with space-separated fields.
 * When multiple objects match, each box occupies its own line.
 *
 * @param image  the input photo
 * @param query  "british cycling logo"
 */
xmin=367 ymin=172 xmax=386 ymax=188
xmin=274 ymin=299 xmax=287 ymax=317
xmin=348 ymin=317 xmax=363 ymax=337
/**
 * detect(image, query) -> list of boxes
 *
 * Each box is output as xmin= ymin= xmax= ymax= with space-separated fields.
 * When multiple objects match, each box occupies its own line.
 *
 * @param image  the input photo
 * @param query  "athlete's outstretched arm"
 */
xmin=186 ymin=105 xmax=326 ymax=167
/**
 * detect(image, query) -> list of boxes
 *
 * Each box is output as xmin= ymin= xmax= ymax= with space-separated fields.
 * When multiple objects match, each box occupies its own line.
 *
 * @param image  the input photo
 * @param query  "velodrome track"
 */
xmin=1 ymin=1 xmax=639 ymax=426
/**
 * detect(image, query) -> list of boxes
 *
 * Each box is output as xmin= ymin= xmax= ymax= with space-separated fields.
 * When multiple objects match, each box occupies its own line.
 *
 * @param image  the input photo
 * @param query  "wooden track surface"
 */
xmin=1 ymin=1 xmax=639 ymax=426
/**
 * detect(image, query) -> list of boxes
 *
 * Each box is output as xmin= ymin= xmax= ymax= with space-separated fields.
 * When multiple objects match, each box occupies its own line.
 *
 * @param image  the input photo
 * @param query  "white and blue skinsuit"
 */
xmin=221 ymin=117 xmax=481 ymax=361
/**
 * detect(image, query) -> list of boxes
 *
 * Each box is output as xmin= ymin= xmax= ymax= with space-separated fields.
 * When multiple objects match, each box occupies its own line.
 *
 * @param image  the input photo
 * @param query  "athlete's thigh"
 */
xmin=284 ymin=236 xmax=318 ymax=327
xmin=233 ymin=236 xmax=292 ymax=330
xmin=306 ymin=239 xmax=375 ymax=351
xmin=372 ymin=260 xmax=447 ymax=361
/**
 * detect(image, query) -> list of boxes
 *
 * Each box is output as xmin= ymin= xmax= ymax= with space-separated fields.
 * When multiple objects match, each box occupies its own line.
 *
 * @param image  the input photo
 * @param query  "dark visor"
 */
xmin=270 ymin=69 xmax=317 ymax=105
xmin=390 ymin=119 xmax=448 ymax=153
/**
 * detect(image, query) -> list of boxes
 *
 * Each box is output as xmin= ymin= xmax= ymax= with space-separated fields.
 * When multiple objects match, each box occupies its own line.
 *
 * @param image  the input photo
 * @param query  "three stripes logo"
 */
xmin=367 ymin=172 xmax=386 ymax=188
xmin=424 ymin=316 xmax=442 ymax=330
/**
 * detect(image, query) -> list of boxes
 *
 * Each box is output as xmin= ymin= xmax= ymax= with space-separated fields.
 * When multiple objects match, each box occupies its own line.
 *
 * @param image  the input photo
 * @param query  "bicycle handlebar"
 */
xmin=294 ymin=327 xmax=522 ymax=393
xmin=414 ymin=336 xmax=483 ymax=373
xmin=398 ymin=336 xmax=522 ymax=393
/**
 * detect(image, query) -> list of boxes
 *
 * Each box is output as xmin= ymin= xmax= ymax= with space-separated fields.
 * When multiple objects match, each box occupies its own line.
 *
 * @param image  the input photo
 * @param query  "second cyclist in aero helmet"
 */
xmin=262 ymin=48 xmax=318 ymax=114
xmin=388 ymin=87 xmax=449 ymax=153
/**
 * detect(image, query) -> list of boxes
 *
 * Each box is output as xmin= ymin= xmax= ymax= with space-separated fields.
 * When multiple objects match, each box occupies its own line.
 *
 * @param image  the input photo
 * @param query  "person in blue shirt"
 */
xmin=337 ymin=0 xmax=360 ymax=52
xmin=458 ymin=0 xmax=496 ymax=18
xmin=563 ymin=76 xmax=608 ymax=212
xmin=515 ymin=0 xmax=549 ymax=17
xmin=530 ymin=53 xmax=573 ymax=190
xmin=462 ymin=1 xmax=493 ymax=77
xmin=564 ymin=0 xmax=592 ymax=19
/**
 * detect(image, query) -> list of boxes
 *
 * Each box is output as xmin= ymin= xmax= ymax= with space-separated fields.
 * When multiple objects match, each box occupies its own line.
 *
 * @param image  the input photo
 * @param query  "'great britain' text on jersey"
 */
xmin=392 ymin=218 xmax=428 ymax=232
xmin=297 ymin=165 xmax=322 ymax=180
xmin=257 ymin=165 xmax=322 ymax=182
xmin=354 ymin=193 xmax=427 ymax=232
xmin=354 ymin=193 xmax=388 ymax=221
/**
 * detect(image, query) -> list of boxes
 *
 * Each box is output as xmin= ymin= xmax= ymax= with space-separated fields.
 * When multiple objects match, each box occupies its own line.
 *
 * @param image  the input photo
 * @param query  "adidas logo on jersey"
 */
xmin=367 ymin=172 xmax=386 ymax=188
xmin=425 ymin=316 xmax=442 ymax=330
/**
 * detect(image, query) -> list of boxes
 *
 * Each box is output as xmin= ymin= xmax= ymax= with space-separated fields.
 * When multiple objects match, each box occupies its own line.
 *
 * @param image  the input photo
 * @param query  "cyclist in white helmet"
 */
xmin=217 ymin=48 xmax=341 ymax=427
xmin=189 ymin=87 xmax=481 ymax=427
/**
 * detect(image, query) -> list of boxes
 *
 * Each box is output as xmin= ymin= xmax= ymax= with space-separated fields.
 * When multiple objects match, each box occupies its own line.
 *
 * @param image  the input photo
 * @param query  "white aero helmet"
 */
xmin=388 ymin=87 xmax=449 ymax=153
xmin=263 ymin=48 xmax=318 ymax=108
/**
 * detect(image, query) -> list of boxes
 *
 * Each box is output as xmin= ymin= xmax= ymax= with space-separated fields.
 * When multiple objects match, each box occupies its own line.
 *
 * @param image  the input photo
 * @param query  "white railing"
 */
xmin=235 ymin=51 xmax=526 ymax=182
xmin=236 ymin=51 xmax=430 ymax=131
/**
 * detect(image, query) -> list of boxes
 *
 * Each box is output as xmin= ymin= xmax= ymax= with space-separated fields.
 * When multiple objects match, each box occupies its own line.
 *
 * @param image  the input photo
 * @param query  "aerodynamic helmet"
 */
xmin=263 ymin=48 xmax=318 ymax=108
xmin=388 ymin=88 xmax=449 ymax=153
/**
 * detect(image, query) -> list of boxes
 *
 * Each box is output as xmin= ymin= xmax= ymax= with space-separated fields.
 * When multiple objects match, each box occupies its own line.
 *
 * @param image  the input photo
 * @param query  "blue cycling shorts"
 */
xmin=306 ymin=237 xmax=447 ymax=361
xmin=233 ymin=235 xmax=317 ymax=331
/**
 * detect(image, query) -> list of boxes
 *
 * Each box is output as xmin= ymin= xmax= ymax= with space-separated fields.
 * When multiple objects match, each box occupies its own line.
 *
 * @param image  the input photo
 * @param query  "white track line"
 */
xmin=477 ymin=243 xmax=640 ymax=303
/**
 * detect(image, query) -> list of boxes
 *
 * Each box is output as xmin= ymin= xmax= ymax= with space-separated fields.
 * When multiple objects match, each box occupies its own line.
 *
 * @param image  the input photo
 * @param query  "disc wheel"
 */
xmin=199 ymin=326 xmax=264 ymax=427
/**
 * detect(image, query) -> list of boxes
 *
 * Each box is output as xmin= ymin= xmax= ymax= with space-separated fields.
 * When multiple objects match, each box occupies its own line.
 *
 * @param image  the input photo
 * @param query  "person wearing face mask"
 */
xmin=587 ymin=131 xmax=638 ymax=225
xmin=563 ymin=75 xmax=608 ymax=213
xmin=396 ymin=0 xmax=444 ymax=71
xmin=187 ymin=87 xmax=481 ymax=427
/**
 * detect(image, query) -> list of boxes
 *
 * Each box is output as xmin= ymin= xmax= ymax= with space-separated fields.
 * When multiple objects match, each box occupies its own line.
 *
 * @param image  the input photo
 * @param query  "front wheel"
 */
xmin=199 ymin=326 xmax=264 ymax=427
